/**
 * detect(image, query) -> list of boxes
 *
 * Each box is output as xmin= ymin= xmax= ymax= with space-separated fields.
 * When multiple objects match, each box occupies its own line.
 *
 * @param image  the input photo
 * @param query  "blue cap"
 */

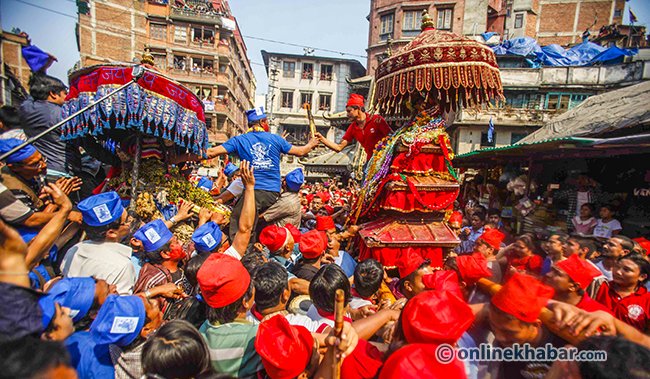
xmin=78 ymin=191 xmax=124 ymax=227
xmin=90 ymin=295 xmax=145 ymax=347
xmin=133 ymin=219 xmax=173 ymax=252
xmin=285 ymin=168 xmax=304 ymax=192
xmin=192 ymin=221 xmax=223 ymax=253
xmin=48 ymin=277 xmax=96 ymax=322
xmin=246 ymin=106 xmax=266 ymax=123
xmin=224 ymin=162 xmax=239 ymax=177
xmin=197 ymin=176 xmax=213 ymax=192
xmin=38 ymin=294 xmax=56 ymax=330
xmin=0 ymin=138 xmax=37 ymax=164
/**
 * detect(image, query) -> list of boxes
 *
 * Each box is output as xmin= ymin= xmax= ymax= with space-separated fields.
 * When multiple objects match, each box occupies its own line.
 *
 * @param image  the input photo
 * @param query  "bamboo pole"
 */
xmin=332 ymin=289 xmax=345 ymax=379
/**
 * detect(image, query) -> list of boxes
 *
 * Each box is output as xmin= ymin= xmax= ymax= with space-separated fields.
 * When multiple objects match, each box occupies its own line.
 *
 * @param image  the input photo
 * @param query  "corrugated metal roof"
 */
xmin=454 ymin=136 xmax=599 ymax=159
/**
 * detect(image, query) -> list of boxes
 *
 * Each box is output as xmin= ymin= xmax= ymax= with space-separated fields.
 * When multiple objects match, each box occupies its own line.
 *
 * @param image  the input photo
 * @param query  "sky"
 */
xmin=1 ymin=0 xmax=649 ymax=95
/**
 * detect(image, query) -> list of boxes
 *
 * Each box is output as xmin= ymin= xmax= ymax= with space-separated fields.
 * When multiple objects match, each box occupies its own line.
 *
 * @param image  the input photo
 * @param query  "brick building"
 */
xmin=0 ymin=30 xmax=31 ymax=106
xmin=75 ymin=0 xmax=256 ymax=144
xmin=366 ymin=0 xmax=629 ymax=75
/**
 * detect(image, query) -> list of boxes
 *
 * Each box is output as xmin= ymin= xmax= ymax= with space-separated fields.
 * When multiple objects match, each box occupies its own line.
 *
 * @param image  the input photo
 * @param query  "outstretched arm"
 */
xmin=317 ymin=132 xmax=349 ymax=153
xmin=206 ymin=145 xmax=228 ymax=159
xmin=230 ymin=161 xmax=256 ymax=257
xmin=288 ymin=137 xmax=320 ymax=157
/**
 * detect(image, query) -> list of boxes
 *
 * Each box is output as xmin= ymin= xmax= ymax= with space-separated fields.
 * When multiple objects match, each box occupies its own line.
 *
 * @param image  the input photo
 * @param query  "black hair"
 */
xmin=142 ymin=320 xmax=214 ymax=379
xmin=185 ymin=254 xmax=208 ymax=290
xmin=164 ymin=296 xmax=207 ymax=330
xmin=253 ymin=261 xmax=288 ymax=312
xmin=398 ymin=260 xmax=431 ymax=294
xmin=83 ymin=219 xmax=122 ymax=242
xmin=206 ymin=280 xmax=254 ymax=324
xmin=144 ymin=241 xmax=172 ymax=265
xmin=612 ymin=235 xmax=635 ymax=252
xmin=515 ymin=233 xmax=538 ymax=253
xmin=0 ymin=336 xmax=72 ymax=378
xmin=600 ymin=204 xmax=616 ymax=215
xmin=550 ymin=232 xmax=569 ymax=244
xmin=309 ymin=265 xmax=351 ymax=313
xmin=241 ymin=251 xmax=266 ymax=278
xmin=0 ymin=106 xmax=20 ymax=129
xmin=570 ymin=237 xmax=597 ymax=256
xmin=472 ymin=209 xmax=486 ymax=221
xmin=617 ymin=254 xmax=650 ymax=285
xmin=577 ymin=335 xmax=650 ymax=379
xmin=487 ymin=208 xmax=501 ymax=217
xmin=28 ymin=73 xmax=67 ymax=101
xmin=580 ymin=202 xmax=596 ymax=213
xmin=353 ymin=259 xmax=383 ymax=299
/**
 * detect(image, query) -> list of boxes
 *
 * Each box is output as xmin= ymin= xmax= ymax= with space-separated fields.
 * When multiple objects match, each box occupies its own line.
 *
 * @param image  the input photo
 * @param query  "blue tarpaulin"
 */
xmin=492 ymin=38 xmax=637 ymax=67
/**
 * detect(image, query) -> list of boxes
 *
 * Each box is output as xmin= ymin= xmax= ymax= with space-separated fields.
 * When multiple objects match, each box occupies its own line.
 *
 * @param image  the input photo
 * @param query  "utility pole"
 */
xmin=267 ymin=56 xmax=280 ymax=134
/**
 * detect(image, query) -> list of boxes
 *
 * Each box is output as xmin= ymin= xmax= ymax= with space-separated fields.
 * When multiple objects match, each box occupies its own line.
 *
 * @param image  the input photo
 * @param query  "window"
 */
xmin=173 ymin=55 xmax=187 ymax=70
xmin=174 ymin=25 xmax=187 ymax=43
xmin=192 ymin=26 xmax=215 ymax=45
xmin=320 ymin=64 xmax=333 ymax=81
xmin=514 ymin=13 xmax=524 ymax=29
xmin=545 ymin=93 xmax=588 ymax=110
xmin=504 ymin=92 xmax=542 ymax=109
xmin=281 ymin=91 xmax=294 ymax=108
xmin=506 ymin=4 xmax=512 ymax=17
xmin=302 ymin=63 xmax=314 ymax=80
xmin=510 ymin=133 xmax=528 ymax=144
xmin=319 ymin=94 xmax=331 ymax=111
xmin=152 ymin=53 xmax=166 ymax=69
xmin=614 ymin=9 xmax=622 ymax=18
xmin=193 ymin=86 xmax=213 ymax=101
xmin=300 ymin=92 xmax=313 ymax=108
xmin=569 ymin=94 xmax=589 ymax=109
xmin=150 ymin=23 xmax=166 ymax=40
xmin=190 ymin=57 xmax=214 ymax=74
xmin=283 ymin=61 xmax=295 ymax=78
xmin=380 ymin=13 xmax=394 ymax=40
xmin=403 ymin=10 xmax=423 ymax=31
xmin=436 ymin=8 xmax=453 ymax=30
xmin=481 ymin=131 xmax=496 ymax=147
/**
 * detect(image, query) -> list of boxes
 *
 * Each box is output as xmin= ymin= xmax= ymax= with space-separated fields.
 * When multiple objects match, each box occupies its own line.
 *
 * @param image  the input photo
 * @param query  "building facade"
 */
xmin=366 ymin=0 xmax=629 ymax=75
xmin=0 ymin=30 xmax=30 ymax=106
xmin=75 ymin=0 xmax=255 ymax=144
xmin=261 ymin=51 xmax=366 ymax=146
xmin=449 ymin=59 xmax=650 ymax=155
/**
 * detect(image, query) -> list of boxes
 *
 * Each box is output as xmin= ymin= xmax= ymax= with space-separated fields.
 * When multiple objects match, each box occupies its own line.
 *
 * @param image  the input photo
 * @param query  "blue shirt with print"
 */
xmin=222 ymin=132 xmax=292 ymax=192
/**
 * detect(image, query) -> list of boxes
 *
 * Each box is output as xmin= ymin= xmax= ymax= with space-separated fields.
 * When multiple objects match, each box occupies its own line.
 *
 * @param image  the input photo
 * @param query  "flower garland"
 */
xmin=350 ymin=113 xmax=455 ymax=223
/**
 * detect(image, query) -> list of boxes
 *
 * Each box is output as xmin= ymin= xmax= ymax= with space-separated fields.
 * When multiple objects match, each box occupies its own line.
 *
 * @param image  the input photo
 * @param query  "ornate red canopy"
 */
xmin=373 ymin=10 xmax=504 ymax=115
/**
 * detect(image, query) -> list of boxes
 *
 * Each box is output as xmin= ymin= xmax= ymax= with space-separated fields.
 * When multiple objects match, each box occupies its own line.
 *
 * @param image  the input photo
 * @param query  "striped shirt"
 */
xmin=199 ymin=318 xmax=262 ymax=378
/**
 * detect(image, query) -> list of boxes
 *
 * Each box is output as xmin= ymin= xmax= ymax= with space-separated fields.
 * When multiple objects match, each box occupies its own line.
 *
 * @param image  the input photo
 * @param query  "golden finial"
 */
xmin=141 ymin=48 xmax=155 ymax=66
xmin=421 ymin=9 xmax=435 ymax=31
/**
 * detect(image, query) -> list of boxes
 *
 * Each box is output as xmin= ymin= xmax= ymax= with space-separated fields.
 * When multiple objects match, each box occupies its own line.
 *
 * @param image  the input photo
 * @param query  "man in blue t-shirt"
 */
xmin=207 ymin=106 xmax=318 ymax=243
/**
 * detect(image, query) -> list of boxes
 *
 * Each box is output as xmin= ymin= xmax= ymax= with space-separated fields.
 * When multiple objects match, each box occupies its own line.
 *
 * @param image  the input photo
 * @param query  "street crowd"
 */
xmin=0 ymin=73 xmax=649 ymax=379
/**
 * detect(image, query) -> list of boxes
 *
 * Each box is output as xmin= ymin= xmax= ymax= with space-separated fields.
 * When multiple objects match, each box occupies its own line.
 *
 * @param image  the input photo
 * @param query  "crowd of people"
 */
xmin=0 ymin=73 xmax=649 ymax=379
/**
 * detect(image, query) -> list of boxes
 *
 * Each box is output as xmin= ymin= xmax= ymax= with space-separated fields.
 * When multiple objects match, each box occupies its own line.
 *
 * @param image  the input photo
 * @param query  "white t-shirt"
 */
xmin=349 ymin=297 xmax=373 ymax=310
xmin=245 ymin=311 xmax=321 ymax=332
xmin=593 ymin=219 xmax=622 ymax=238
xmin=225 ymin=178 xmax=244 ymax=198
xmin=576 ymin=191 xmax=591 ymax=212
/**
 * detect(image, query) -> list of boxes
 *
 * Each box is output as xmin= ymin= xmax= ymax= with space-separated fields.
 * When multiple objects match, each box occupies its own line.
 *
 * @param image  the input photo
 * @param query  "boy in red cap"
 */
xmin=259 ymin=225 xmax=295 ymax=264
xmin=315 ymin=215 xmax=336 ymax=234
xmin=488 ymin=273 xmax=567 ymax=379
xmin=197 ymin=254 xmax=263 ymax=377
xmin=317 ymin=94 xmax=391 ymax=162
xmin=543 ymin=254 xmax=612 ymax=313
xmin=444 ymin=253 xmax=493 ymax=302
xmin=292 ymin=230 xmax=328 ymax=281
xmin=397 ymin=250 xmax=435 ymax=299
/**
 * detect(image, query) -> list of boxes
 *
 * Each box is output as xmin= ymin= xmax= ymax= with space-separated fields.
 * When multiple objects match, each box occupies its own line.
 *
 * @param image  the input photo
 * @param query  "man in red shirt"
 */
xmin=317 ymin=94 xmax=391 ymax=162
xmin=543 ymin=254 xmax=612 ymax=313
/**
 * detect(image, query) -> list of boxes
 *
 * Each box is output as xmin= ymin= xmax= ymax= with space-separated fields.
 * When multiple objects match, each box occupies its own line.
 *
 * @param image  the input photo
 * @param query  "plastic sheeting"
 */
xmin=492 ymin=38 xmax=637 ymax=66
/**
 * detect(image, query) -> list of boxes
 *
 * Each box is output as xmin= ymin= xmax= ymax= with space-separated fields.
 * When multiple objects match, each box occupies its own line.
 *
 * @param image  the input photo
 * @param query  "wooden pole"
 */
xmin=332 ymin=289 xmax=345 ymax=379
xmin=476 ymin=278 xmax=587 ymax=346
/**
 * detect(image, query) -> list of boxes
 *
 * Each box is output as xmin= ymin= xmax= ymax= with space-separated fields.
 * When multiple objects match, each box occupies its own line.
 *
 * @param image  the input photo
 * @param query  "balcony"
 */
xmin=169 ymin=67 xmax=216 ymax=81
xmin=216 ymin=71 xmax=231 ymax=87
xmin=217 ymin=44 xmax=230 ymax=59
xmin=170 ymin=1 xmax=227 ymax=23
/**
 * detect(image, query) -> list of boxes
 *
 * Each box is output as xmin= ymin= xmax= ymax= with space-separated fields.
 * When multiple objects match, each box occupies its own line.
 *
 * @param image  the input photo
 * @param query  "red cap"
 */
xmin=455 ymin=253 xmax=492 ymax=285
xmin=491 ymin=273 xmax=554 ymax=323
xmin=340 ymin=339 xmax=384 ymax=379
xmin=197 ymin=254 xmax=250 ymax=308
xmin=555 ymin=254 xmax=602 ymax=289
xmin=448 ymin=211 xmax=463 ymax=228
xmin=397 ymin=249 xmax=427 ymax=278
xmin=315 ymin=216 xmax=336 ymax=231
xmin=299 ymin=230 xmax=327 ymax=259
xmin=285 ymin=224 xmax=301 ymax=244
xmin=422 ymin=270 xmax=463 ymax=299
xmin=477 ymin=228 xmax=505 ymax=250
xmin=633 ymin=237 xmax=650 ymax=255
xmin=379 ymin=344 xmax=467 ymax=379
xmin=402 ymin=290 xmax=474 ymax=344
xmin=255 ymin=315 xmax=314 ymax=379
xmin=324 ymin=205 xmax=335 ymax=215
xmin=317 ymin=191 xmax=331 ymax=203
xmin=346 ymin=94 xmax=365 ymax=108
xmin=259 ymin=225 xmax=289 ymax=253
